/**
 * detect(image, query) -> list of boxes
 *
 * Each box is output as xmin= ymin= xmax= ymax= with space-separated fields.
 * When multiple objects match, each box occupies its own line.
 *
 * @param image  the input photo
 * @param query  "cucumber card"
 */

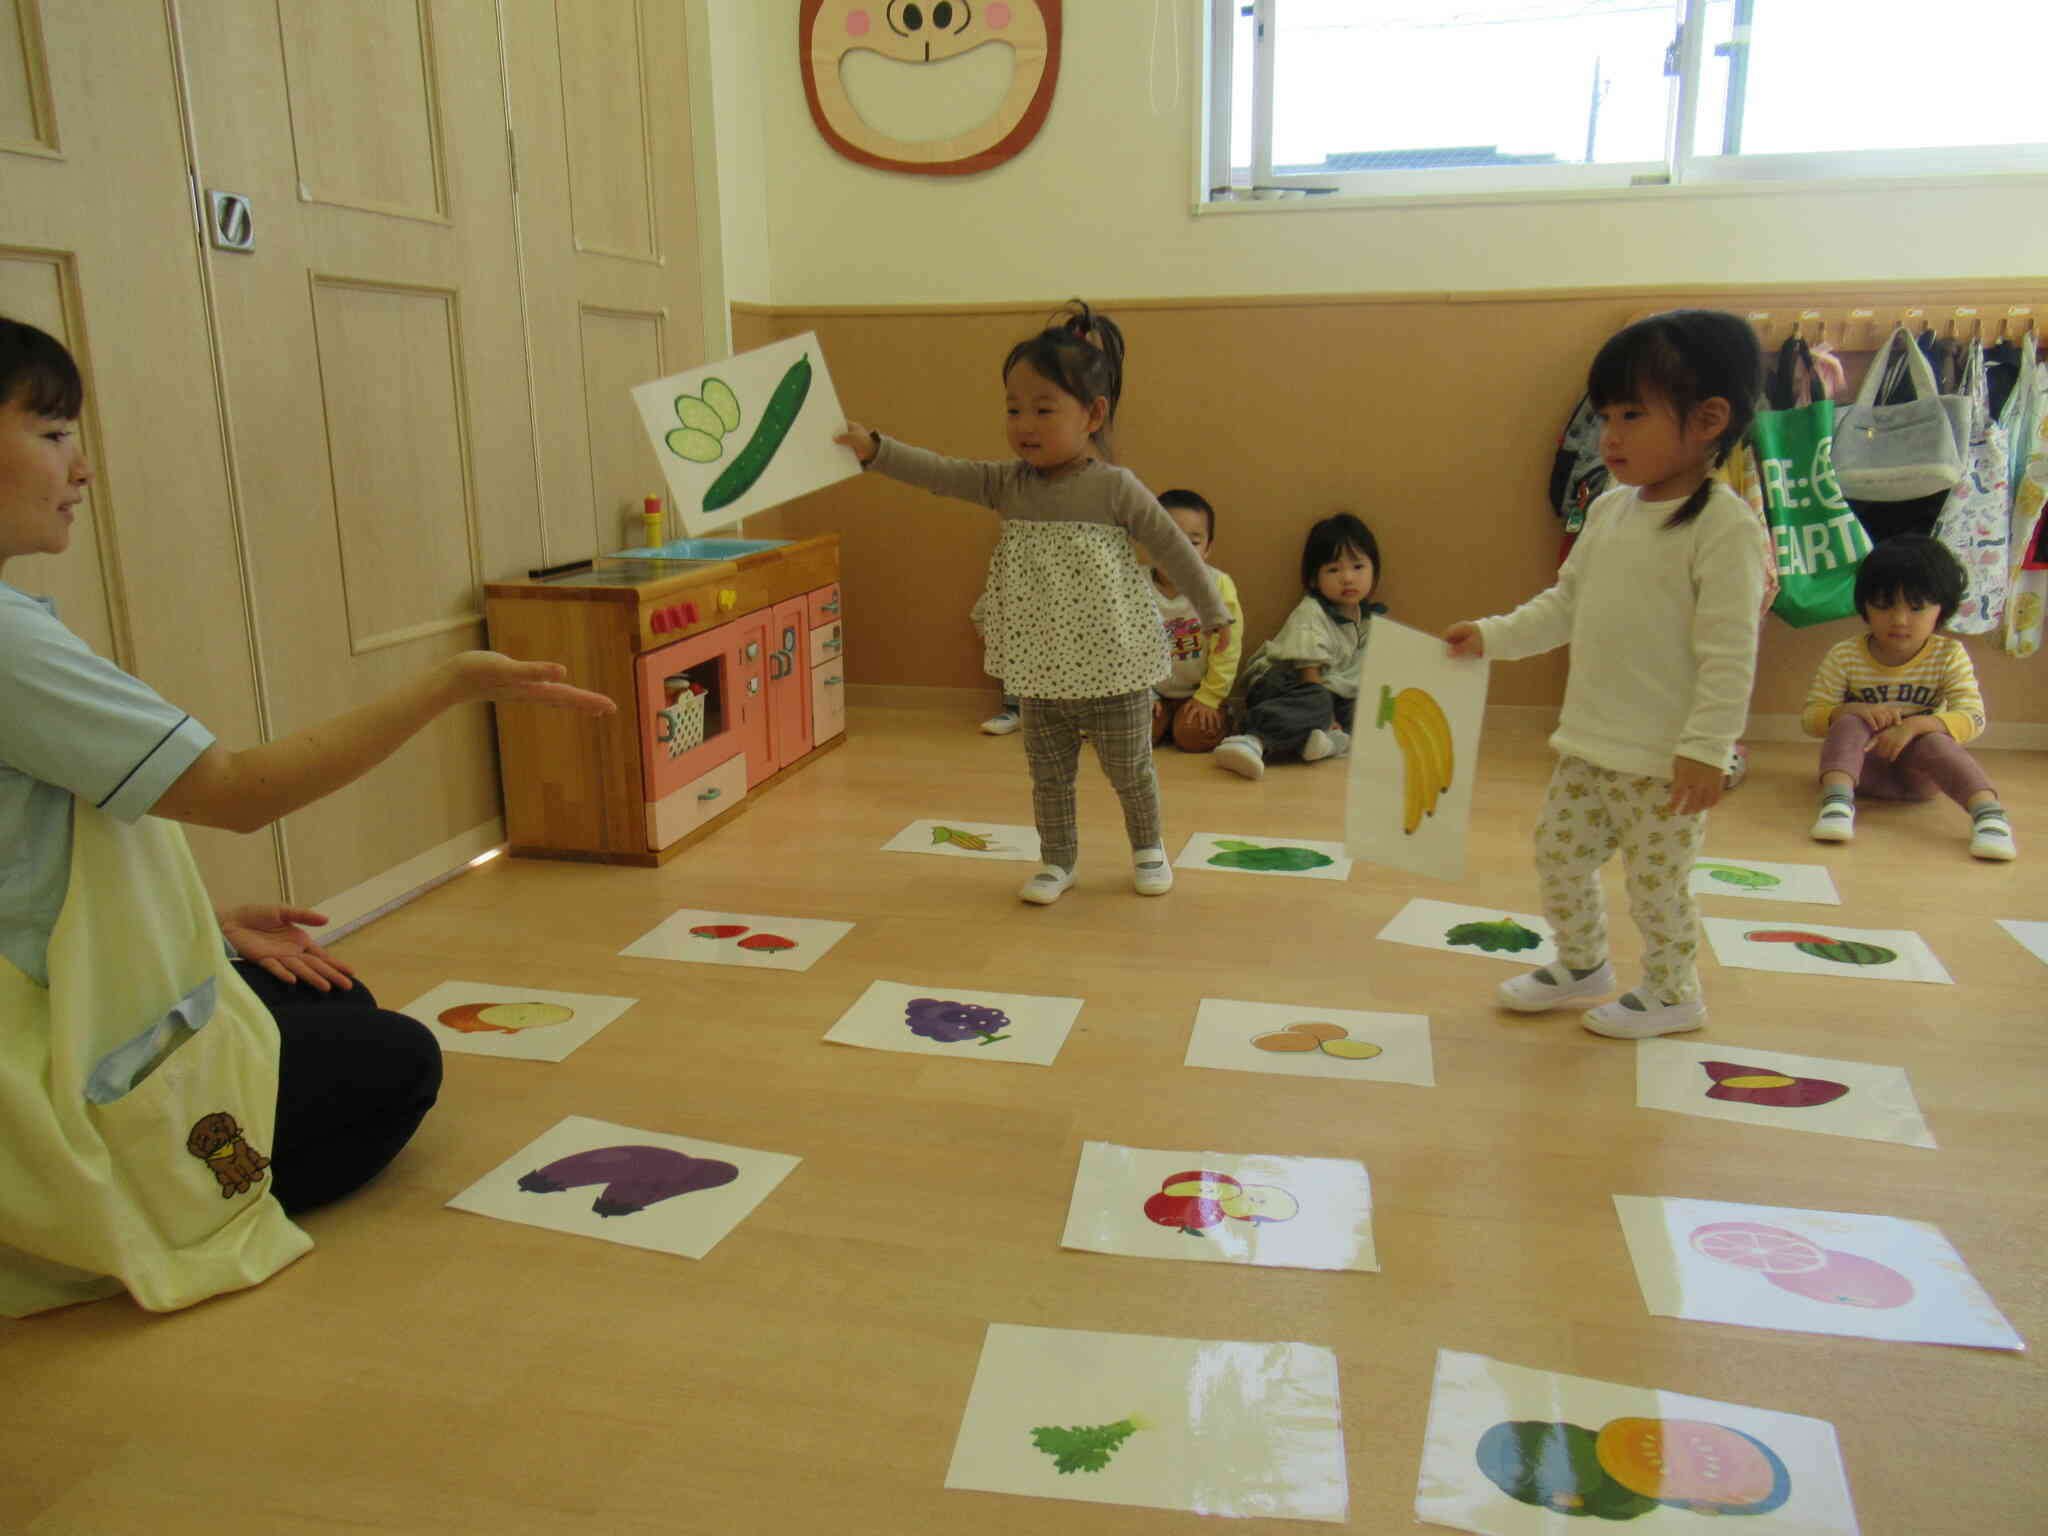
xmin=630 ymin=332 xmax=862 ymax=535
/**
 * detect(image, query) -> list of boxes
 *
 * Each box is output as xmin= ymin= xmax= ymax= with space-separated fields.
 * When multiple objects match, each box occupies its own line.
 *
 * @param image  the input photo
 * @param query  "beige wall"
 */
xmin=712 ymin=3 xmax=2048 ymax=308
xmin=741 ymin=288 xmax=2048 ymax=730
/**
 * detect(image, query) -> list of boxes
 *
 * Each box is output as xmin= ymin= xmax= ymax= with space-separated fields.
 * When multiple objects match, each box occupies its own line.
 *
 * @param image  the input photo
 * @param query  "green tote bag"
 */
xmin=1753 ymin=341 xmax=1871 ymax=627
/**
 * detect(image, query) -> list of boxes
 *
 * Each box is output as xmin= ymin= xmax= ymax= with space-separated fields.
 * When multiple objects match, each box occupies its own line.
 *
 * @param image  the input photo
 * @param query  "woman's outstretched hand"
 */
xmin=836 ymin=422 xmax=879 ymax=465
xmin=444 ymin=652 xmax=616 ymax=714
xmin=219 ymin=904 xmax=356 ymax=990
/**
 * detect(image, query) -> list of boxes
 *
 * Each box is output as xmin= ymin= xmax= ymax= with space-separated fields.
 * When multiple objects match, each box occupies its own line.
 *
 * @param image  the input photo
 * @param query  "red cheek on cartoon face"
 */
xmin=801 ymin=0 xmax=1062 ymax=176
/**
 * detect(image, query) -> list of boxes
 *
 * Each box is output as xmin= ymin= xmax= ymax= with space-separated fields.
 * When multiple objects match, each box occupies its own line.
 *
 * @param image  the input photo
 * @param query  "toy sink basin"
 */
xmin=614 ymin=537 xmax=789 ymax=561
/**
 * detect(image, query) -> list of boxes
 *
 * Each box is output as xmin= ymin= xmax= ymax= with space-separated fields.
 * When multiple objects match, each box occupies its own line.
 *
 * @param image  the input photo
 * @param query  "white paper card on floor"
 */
xmin=1688 ymin=856 xmax=1842 ymax=905
xmin=1415 ymin=1348 xmax=1859 ymax=1534
xmin=1184 ymin=998 xmax=1436 ymax=1087
xmin=629 ymin=331 xmax=860 ymax=536
xmin=1375 ymin=897 xmax=1557 ymax=967
xmin=1174 ymin=831 xmax=1352 ymax=880
xmin=881 ymin=817 xmax=1042 ymax=862
xmin=822 ymin=978 xmax=1081 ymax=1066
xmin=395 ymin=980 xmax=637 ymax=1062
xmin=445 ymin=1115 xmax=799 ymax=1260
xmin=1345 ymin=616 xmax=1490 ymax=881
xmin=1635 ymin=1039 xmax=1936 ymax=1148
xmin=1702 ymin=917 xmax=1951 ymax=983
xmin=618 ymin=907 xmax=853 ymax=972
xmin=944 ymin=1323 xmax=1349 ymax=1523
xmin=1060 ymin=1141 xmax=1378 ymax=1273
xmin=1997 ymin=918 xmax=2048 ymax=966
xmin=1613 ymin=1195 xmax=2022 ymax=1351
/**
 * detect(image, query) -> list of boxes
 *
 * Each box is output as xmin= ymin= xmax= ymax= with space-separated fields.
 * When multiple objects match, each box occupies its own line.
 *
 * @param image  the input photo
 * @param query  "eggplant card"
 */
xmin=630 ymin=332 xmax=861 ymax=534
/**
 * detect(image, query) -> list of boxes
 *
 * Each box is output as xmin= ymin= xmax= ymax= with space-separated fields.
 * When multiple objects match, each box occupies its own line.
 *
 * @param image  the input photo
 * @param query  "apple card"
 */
xmin=395 ymin=979 xmax=637 ymax=1063
xmin=630 ymin=332 xmax=860 ymax=535
xmin=1060 ymin=1141 xmax=1377 ymax=1273
xmin=1614 ymin=1195 xmax=2022 ymax=1350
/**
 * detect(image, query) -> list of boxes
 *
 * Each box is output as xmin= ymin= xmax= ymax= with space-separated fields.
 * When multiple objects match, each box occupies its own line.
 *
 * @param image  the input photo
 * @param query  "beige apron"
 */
xmin=0 ymin=800 xmax=311 ymax=1315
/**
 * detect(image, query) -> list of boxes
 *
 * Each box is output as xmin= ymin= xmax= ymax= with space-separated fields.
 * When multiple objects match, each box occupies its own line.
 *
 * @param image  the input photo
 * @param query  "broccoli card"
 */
xmin=944 ymin=1323 xmax=1349 ymax=1522
xmin=1375 ymin=898 xmax=1559 ymax=968
xmin=630 ymin=332 xmax=862 ymax=535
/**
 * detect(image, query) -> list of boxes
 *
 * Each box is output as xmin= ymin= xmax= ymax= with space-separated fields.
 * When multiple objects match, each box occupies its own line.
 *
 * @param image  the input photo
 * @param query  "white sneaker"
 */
xmin=1019 ymin=865 xmax=1074 ymax=905
xmin=1215 ymin=735 xmax=1264 ymax=781
xmin=1811 ymin=801 xmax=1855 ymax=842
xmin=980 ymin=710 xmax=1020 ymax=736
xmin=1583 ymin=991 xmax=1707 ymax=1039
xmin=1970 ymin=812 xmax=2017 ymax=861
xmin=1132 ymin=846 xmax=1173 ymax=896
xmin=1301 ymin=728 xmax=1338 ymax=762
xmin=1497 ymin=961 xmax=1616 ymax=1013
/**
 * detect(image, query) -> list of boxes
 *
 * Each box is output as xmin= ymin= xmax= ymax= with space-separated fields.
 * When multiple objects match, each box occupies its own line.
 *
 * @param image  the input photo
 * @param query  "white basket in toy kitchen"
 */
xmin=656 ymin=679 xmax=707 ymax=758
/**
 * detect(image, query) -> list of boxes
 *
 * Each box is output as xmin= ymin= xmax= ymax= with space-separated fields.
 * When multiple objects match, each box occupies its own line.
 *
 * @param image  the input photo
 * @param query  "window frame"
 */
xmin=1199 ymin=0 xmax=2048 ymax=211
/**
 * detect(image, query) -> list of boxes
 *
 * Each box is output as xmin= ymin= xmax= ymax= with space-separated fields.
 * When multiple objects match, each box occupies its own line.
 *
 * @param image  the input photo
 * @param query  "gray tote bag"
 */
xmin=1832 ymin=327 xmax=1967 ymax=500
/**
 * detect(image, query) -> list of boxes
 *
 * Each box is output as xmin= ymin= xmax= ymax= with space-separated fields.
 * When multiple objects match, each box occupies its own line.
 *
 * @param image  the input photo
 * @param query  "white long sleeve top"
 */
xmin=1475 ymin=483 xmax=1766 ymax=779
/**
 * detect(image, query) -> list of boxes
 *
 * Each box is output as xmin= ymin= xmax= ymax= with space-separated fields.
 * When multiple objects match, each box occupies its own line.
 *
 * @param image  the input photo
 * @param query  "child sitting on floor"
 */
xmin=1150 ymin=489 xmax=1242 ymax=753
xmin=1804 ymin=535 xmax=2016 ymax=860
xmin=1215 ymin=513 xmax=1381 ymax=781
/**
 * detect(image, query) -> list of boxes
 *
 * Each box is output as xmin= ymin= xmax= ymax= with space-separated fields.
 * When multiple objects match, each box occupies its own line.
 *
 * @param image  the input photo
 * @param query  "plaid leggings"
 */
xmin=1534 ymin=755 xmax=1708 ymax=1006
xmin=1020 ymin=689 xmax=1160 ymax=870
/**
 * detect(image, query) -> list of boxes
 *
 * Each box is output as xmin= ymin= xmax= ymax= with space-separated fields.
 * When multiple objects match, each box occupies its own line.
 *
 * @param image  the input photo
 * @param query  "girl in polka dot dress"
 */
xmin=839 ymin=302 xmax=1232 ymax=905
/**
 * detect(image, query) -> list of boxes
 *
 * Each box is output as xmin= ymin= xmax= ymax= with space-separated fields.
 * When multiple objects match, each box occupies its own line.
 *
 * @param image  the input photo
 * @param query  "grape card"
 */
xmin=822 ymin=979 xmax=1081 ymax=1066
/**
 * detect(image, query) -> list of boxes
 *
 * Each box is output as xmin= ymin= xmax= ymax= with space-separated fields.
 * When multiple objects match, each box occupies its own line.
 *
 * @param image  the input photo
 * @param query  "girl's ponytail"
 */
xmin=1004 ymin=299 xmax=1126 ymax=457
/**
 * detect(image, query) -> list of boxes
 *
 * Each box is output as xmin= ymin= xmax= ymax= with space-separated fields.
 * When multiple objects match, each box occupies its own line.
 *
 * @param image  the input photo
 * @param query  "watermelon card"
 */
xmin=1702 ymin=918 xmax=1950 ymax=984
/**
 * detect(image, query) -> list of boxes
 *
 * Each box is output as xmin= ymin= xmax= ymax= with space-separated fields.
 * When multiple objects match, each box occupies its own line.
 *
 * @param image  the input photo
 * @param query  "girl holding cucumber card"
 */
xmin=838 ymin=301 xmax=1232 ymax=906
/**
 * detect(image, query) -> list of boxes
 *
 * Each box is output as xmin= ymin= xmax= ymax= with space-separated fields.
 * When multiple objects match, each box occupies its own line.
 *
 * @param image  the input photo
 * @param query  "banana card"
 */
xmin=1345 ymin=616 xmax=1489 ymax=881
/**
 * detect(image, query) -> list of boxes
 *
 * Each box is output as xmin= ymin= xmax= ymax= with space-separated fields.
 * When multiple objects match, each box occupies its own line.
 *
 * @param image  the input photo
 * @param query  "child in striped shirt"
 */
xmin=1803 ymin=536 xmax=2015 ymax=860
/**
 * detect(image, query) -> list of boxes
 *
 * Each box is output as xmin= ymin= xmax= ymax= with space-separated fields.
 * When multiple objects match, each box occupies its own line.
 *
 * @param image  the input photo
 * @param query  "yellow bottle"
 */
xmin=641 ymin=494 xmax=665 ymax=550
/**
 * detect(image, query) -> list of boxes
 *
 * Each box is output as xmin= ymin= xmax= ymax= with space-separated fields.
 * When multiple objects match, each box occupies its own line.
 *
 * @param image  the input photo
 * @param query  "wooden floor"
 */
xmin=6 ymin=701 xmax=2043 ymax=1535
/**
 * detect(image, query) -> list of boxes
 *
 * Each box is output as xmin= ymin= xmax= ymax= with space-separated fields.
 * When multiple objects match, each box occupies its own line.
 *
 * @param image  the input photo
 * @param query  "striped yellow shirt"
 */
xmin=1800 ymin=633 xmax=1985 ymax=743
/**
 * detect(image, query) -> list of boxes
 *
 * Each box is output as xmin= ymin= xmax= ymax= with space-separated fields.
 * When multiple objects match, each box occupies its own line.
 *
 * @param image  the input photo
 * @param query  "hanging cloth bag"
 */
xmin=1931 ymin=340 xmax=2011 ymax=635
xmin=2004 ymin=339 xmax=2048 ymax=656
xmin=1832 ymin=327 xmax=1968 ymax=499
xmin=1753 ymin=337 xmax=1871 ymax=627
xmin=0 ymin=801 xmax=313 ymax=1316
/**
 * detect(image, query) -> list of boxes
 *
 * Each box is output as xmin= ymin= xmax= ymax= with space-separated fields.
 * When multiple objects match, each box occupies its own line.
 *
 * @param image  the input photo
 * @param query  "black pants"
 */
xmin=1239 ymin=663 xmax=1356 ymax=759
xmin=237 ymin=963 xmax=443 ymax=1215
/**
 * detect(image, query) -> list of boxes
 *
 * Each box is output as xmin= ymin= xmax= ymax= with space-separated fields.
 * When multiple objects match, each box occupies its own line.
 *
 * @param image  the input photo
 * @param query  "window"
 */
xmin=1205 ymin=1 xmax=2048 ymax=203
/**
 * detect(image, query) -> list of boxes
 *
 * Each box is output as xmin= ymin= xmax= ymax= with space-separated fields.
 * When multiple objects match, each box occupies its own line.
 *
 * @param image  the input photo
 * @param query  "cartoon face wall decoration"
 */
xmin=801 ymin=1 xmax=1062 ymax=176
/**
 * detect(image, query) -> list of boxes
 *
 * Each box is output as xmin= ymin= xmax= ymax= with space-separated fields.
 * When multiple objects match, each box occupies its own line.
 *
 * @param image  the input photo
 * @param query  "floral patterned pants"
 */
xmin=1533 ymin=755 xmax=1708 ymax=1006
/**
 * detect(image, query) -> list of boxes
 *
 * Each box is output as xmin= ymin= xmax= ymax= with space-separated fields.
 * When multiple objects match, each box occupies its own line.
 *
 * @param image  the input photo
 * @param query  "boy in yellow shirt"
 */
xmin=1804 ymin=536 xmax=2015 ymax=860
xmin=1149 ymin=489 xmax=1242 ymax=752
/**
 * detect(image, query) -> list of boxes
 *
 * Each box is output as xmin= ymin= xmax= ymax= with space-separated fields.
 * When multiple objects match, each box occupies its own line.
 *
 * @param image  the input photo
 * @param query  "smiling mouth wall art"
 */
xmin=801 ymin=1 xmax=1062 ymax=175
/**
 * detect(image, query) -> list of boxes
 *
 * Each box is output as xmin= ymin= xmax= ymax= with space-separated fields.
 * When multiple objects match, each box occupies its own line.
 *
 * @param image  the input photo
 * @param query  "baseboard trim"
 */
xmin=845 ymin=689 xmax=2048 ymax=752
xmin=313 ymin=818 xmax=507 ymax=943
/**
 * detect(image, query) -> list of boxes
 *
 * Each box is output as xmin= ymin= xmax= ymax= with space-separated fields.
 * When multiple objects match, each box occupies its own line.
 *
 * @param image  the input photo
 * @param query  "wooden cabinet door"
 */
xmin=767 ymin=596 xmax=812 ymax=775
